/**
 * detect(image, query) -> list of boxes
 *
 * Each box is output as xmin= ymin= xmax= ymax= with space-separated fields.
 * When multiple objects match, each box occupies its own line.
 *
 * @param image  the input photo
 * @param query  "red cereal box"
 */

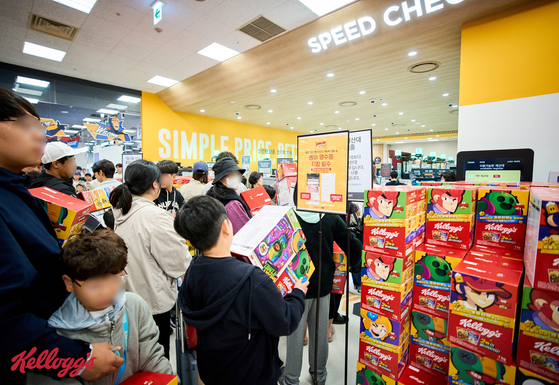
xmin=240 ymin=186 xmax=273 ymax=216
xmin=361 ymin=251 xmax=414 ymax=291
xmin=360 ymin=281 xmax=413 ymax=322
xmin=411 ymin=310 xmax=450 ymax=349
xmin=470 ymin=244 xmax=524 ymax=261
xmin=360 ymin=308 xmax=411 ymax=347
xmin=465 ymin=250 xmax=524 ymax=272
xmin=517 ymin=332 xmax=559 ymax=383
xmin=409 ymin=342 xmax=449 ymax=381
xmin=356 ymin=363 xmax=397 ymax=385
xmin=358 ymin=339 xmax=410 ymax=381
xmin=425 ymin=216 xmax=475 ymax=250
xmin=277 ymin=163 xmax=297 ymax=180
xmin=515 ymin=367 xmax=556 ymax=385
xmin=399 ymin=364 xmax=447 ymax=385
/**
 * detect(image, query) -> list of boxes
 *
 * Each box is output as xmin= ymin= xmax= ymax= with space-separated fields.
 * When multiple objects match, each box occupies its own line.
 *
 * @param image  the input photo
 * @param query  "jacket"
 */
xmin=179 ymin=255 xmax=305 ymax=385
xmin=28 ymin=172 xmax=77 ymax=198
xmin=207 ymin=182 xmax=252 ymax=234
xmin=179 ymin=180 xmax=206 ymax=202
xmin=26 ymin=292 xmax=174 ymax=385
xmin=113 ymin=196 xmax=191 ymax=314
xmin=154 ymin=187 xmax=185 ymax=215
xmin=295 ymin=212 xmax=363 ymax=298
xmin=0 ymin=167 xmax=89 ymax=383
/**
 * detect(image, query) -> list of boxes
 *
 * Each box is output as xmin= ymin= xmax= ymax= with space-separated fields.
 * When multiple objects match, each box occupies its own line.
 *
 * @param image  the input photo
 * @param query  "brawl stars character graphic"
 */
xmin=478 ymin=190 xmax=522 ymax=216
xmin=451 ymin=346 xmax=506 ymax=385
xmin=367 ymin=190 xmax=400 ymax=219
xmin=453 ymin=275 xmax=512 ymax=312
xmin=412 ymin=311 xmax=447 ymax=344
xmin=364 ymin=252 xmax=397 ymax=281
xmin=541 ymin=201 xmax=559 ymax=246
xmin=268 ymin=233 xmax=289 ymax=263
xmin=415 ymin=254 xmax=452 ymax=284
xmin=528 ymin=289 xmax=559 ymax=333
xmin=356 ymin=365 xmax=386 ymax=385
xmin=361 ymin=309 xmax=394 ymax=342
xmin=428 ymin=188 xmax=465 ymax=215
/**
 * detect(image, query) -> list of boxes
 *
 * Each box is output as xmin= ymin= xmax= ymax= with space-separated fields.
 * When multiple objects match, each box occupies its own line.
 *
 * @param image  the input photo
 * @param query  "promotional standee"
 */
xmin=348 ymin=130 xmax=373 ymax=202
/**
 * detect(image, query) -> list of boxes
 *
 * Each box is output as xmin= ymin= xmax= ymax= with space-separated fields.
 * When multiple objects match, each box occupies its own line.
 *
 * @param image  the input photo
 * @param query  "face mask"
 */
xmin=226 ymin=175 xmax=242 ymax=190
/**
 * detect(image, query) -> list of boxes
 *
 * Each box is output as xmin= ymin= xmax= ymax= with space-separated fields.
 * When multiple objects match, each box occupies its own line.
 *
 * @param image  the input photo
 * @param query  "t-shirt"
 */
xmin=89 ymin=305 xmax=114 ymax=320
xmin=99 ymin=179 xmax=122 ymax=190
xmin=154 ymin=187 xmax=185 ymax=215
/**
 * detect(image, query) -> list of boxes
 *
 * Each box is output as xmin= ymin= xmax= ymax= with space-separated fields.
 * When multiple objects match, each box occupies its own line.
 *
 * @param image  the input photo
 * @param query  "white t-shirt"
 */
xmin=89 ymin=305 xmax=114 ymax=320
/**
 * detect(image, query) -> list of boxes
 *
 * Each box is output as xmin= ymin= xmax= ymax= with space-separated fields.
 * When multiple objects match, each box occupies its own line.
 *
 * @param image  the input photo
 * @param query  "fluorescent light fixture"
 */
xmin=61 ymin=111 xmax=69 ymax=114
xmin=429 ymin=76 xmax=437 ymax=81
xmin=308 ymin=101 xmax=313 ymax=105
xmin=271 ymin=89 xmax=277 ymax=93
xmin=452 ymin=105 xmax=458 ymax=108
xmin=16 ymin=76 xmax=50 ymax=88
xmin=24 ymin=97 xmax=39 ymax=104
xmin=83 ymin=118 xmax=101 ymax=122
xmin=359 ymin=91 xmax=366 ymax=95
xmin=23 ymin=42 xmax=66 ymax=62
xmin=355 ymin=118 xmax=359 ymax=121
xmin=310 ymin=131 xmax=313 ymax=133
xmin=200 ymin=109 xmax=205 ymax=112
xmin=147 ymin=75 xmax=179 ymax=87
xmin=327 ymin=73 xmax=334 ymax=77
xmin=64 ymin=130 xmax=79 ymax=134
xmin=385 ymin=128 xmax=388 ymax=130
xmin=106 ymin=104 xmax=127 ymax=110
xmin=395 ymin=141 xmax=405 ymax=144
xmin=72 ymin=125 xmax=86 ymax=128
xmin=395 ymin=132 xmax=399 ymax=134
xmin=53 ymin=0 xmax=98 ymax=14
xmin=443 ymin=93 xmax=449 ymax=97
xmin=372 ymin=124 xmax=376 ymax=126
xmin=430 ymin=129 xmax=434 ymax=131
xmin=197 ymin=42 xmax=239 ymax=62
xmin=298 ymin=0 xmax=357 ymax=16
xmin=422 ymin=125 xmax=426 ymax=127
xmin=97 ymin=109 xmax=119 ymax=114
xmin=13 ymin=87 xmax=43 ymax=96
xmin=408 ymin=51 xmax=417 ymax=56
xmin=411 ymin=119 xmax=416 ymax=122
xmin=428 ymin=139 xmax=439 ymax=142
xmin=117 ymin=95 xmax=141 ymax=103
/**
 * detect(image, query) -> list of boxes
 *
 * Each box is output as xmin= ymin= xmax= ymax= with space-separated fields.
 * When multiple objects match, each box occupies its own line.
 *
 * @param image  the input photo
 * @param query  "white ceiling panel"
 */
xmin=73 ymin=30 xmax=119 ymax=52
xmin=175 ymin=0 xmax=224 ymax=14
xmin=243 ymin=0 xmax=290 ymax=14
xmin=80 ymin=14 xmax=132 ymax=40
xmin=263 ymin=0 xmax=318 ymax=30
xmin=110 ymin=41 xmax=152 ymax=61
xmin=186 ymin=15 xmax=234 ymax=41
xmin=66 ymin=43 xmax=110 ymax=61
xmin=141 ymin=52 xmax=181 ymax=70
xmin=216 ymin=30 xmax=261 ymax=53
xmin=207 ymin=0 xmax=260 ymax=29
xmin=0 ymin=22 xmax=28 ymax=52
xmin=88 ymin=0 xmax=146 ymax=29
xmin=0 ymin=47 xmax=23 ymax=65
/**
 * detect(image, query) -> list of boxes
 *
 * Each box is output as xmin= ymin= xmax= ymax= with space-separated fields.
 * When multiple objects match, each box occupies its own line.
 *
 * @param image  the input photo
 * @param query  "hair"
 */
xmin=62 ymin=230 xmax=127 ymax=281
xmin=241 ymin=175 xmax=247 ymax=186
xmin=192 ymin=171 xmax=208 ymax=184
xmin=390 ymin=171 xmax=399 ymax=179
xmin=116 ymin=163 xmax=122 ymax=168
xmin=0 ymin=89 xmax=40 ymax=122
xmin=249 ymin=171 xmax=263 ymax=186
xmin=85 ymin=173 xmax=92 ymax=177
xmin=365 ymin=252 xmax=396 ymax=270
xmin=77 ymin=166 xmax=83 ymax=171
xmin=110 ymin=160 xmax=160 ymax=215
xmin=366 ymin=190 xmax=400 ymax=208
xmin=92 ymin=159 xmax=116 ymax=178
xmin=264 ymin=185 xmax=276 ymax=200
xmin=23 ymin=170 xmax=42 ymax=188
xmin=157 ymin=160 xmax=179 ymax=175
xmin=103 ymin=209 xmax=115 ymax=230
xmin=215 ymin=151 xmax=238 ymax=164
xmin=430 ymin=188 xmax=464 ymax=204
xmin=360 ymin=309 xmax=393 ymax=341
xmin=174 ymin=195 xmax=228 ymax=252
xmin=44 ymin=156 xmax=70 ymax=170
xmin=441 ymin=171 xmax=457 ymax=182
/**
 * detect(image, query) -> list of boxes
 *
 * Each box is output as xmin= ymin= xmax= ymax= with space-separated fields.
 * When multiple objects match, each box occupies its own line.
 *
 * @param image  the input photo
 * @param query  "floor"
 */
xmin=170 ymin=280 xmax=363 ymax=385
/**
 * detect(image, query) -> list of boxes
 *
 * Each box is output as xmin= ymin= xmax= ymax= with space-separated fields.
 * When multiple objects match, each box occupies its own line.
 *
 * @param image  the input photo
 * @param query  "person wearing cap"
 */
xmin=180 ymin=161 xmax=209 ymax=202
xmin=0 ymin=89 xmax=124 ymax=383
xmin=201 ymin=151 xmax=248 ymax=196
xmin=29 ymin=141 xmax=84 ymax=198
xmin=454 ymin=276 xmax=512 ymax=312
xmin=207 ymin=158 xmax=253 ymax=234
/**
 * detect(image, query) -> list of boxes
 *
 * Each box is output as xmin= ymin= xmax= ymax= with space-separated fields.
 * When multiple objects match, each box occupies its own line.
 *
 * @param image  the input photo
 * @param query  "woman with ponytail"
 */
xmin=110 ymin=160 xmax=191 ymax=358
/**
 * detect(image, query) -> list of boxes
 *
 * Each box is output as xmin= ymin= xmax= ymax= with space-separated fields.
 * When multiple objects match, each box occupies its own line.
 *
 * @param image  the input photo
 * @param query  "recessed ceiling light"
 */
xmin=271 ymin=89 xmax=277 ymax=93
xmin=118 ymin=95 xmax=141 ymax=103
xmin=237 ymin=116 xmax=241 ymax=119
xmin=268 ymin=110 xmax=273 ymax=113
xmin=61 ymin=111 xmax=68 ymax=114
xmin=308 ymin=101 xmax=313 ymax=105
xmin=372 ymin=124 xmax=376 ymax=126
xmin=23 ymin=42 xmax=66 ymax=62
xmin=310 ymin=130 xmax=313 ymax=133
xmin=320 ymin=123 xmax=324 ymax=125
xmin=97 ymin=109 xmax=119 ymax=114
xmin=399 ymin=112 xmax=404 ymax=115
xmin=335 ymin=111 xmax=339 ymax=114
xmin=197 ymin=42 xmax=239 ymax=62
xmin=382 ymin=103 xmax=387 ymax=106
xmin=23 ymin=97 xmax=39 ymax=104
xmin=429 ymin=76 xmax=437 ymax=81
xmin=359 ymin=91 xmax=366 ymax=95
xmin=53 ymin=0 xmax=98 ymax=13
xmin=267 ymin=122 xmax=270 ymax=125
xmin=107 ymin=104 xmax=127 ymax=110
xmin=338 ymin=127 xmax=342 ymax=130
xmin=396 ymin=132 xmax=399 ymax=134
xmin=16 ymin=76 xmax=50 ymax=88
xmin=395 ymin=141 xmax=405 ymax=144
xmin=430 ymin=129 xmax=433 ymax=131
xmin=408 ymin=51 xmax=418 ymax=56
xmin=83 ymin=118 xmax=101 ymax=122
xmin=452 ymin=105 xmax=458 ymax=108
xmin=422 ymin=125 xmax=426 ymax=127
xmin=297 ymin=117 xmax=301 ymax=120
xmin=291 ymin=127 xmax=294 ymax=129
xmin=298 ymin=0 xmax=357 ymax=16
xmin=200 ymin=109 xmax=205 ymax=112
xmin=443 ymin=93 xmax=449 ymax=97
xmin=327 ymin=73 xmax=334 ymax=78
xmin=411 ymin=119 xmax=416 ymax=122
xmin=147 ymin=75 xmax=179 ymax=87
xmin=72 ymin=125 xmax=86 ymax=128
xmin=385 ymin=128 xmax=388 ymax=130
xmin=355 ymin=118 xmax=360 ymax=121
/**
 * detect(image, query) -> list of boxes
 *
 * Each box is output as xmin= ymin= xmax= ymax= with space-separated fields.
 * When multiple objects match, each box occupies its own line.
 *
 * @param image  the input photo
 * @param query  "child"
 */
xmin=174 ymin=195 xmax=308 ymax=385
xmin=154 ymin=160 xmax=184 ymax=215
xmin=27 ymin=230 xmax=174 ymax=385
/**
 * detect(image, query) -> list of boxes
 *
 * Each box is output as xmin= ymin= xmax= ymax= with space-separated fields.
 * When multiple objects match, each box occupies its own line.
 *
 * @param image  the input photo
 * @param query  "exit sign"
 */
xmin=152 ymin=1 xmax=163 ymax=25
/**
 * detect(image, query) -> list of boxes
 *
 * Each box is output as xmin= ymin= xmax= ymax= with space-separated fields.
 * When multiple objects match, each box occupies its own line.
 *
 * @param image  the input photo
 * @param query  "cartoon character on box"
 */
xmin=412 ymin=311 xmax=447 ymax=345
xmin=268 ymin=233 xmax=289 ymax=263
xmin=367 ymin=190 xmax=399 ymax=219
xmin=428 ymin=189 xmax=464 ymax=215
xmin=527 ymin=289 xmax=559 ymax=333
xmin=450 ymin=346 xmax=507 ymax=385
xmin=453 ymin=275 xmax=512 ymax=312
xmin=356 ymin=363 xmax=391 ymax=385
xmin=477 ymin=190 xmax=522 ymax=216
xmin=415 ymin=255 xmax=452 ymax=284
xmin=360 ymin=309 xmax=394 ymax=342
xmin=541 ymin=201 xmax=559 ymax=246
xmin=43 ymin=202 xmax=69 ymax=231
xmin=364 ymin=252 xmax=397 ymax=282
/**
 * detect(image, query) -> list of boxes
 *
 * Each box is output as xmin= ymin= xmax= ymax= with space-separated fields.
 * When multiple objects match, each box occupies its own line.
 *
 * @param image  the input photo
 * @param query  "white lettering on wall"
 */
xmin=159 ymin=128 xmax=171 ymax=158
xmin=181 ymin=132 xmax=197 ymax=160
xmin=199 ymin=133 xmax=209 ymax=159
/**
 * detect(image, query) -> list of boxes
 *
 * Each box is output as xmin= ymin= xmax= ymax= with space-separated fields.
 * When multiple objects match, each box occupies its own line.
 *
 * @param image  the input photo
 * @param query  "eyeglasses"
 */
xmin=72 ymin=270 xmax=128 ymax=293
xmin=0 ymin=116 xmax=44 ymax=134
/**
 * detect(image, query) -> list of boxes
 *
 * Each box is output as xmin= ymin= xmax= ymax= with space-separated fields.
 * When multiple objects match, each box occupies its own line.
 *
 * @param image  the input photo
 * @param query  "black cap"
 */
xmin=212 ymin=157 xmax=245 ymax=184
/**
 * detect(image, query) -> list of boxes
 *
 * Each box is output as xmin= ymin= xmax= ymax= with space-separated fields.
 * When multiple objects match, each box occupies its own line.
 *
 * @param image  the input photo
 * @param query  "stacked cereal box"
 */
xmin=475 ymin=187 xmax=530 ymax=252
xmin=425 ymin=187 xmax=477 ymax=250
xmin=276 ymin=163 xmax=297 ymax=206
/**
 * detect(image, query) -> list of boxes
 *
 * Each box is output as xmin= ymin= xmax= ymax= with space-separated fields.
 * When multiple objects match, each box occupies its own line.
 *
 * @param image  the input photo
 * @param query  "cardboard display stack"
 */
xmin=230 ymin=205 xmax=313 ymax=296
xmin=276 ymin=163 xmax=297 ymax=206
xmin=172 ymin=176 xmax=192 ymax=191
xmin=516 ymin=188 xmax=559 ymax=383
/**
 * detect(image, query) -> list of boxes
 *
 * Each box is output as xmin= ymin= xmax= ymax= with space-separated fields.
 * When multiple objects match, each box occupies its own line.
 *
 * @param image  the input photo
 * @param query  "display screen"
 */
xmin=463 ymin=157 xmax=524 ymax=182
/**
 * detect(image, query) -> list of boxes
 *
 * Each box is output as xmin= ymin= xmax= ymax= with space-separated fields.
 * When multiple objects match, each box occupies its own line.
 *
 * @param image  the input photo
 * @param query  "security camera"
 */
xmin=448 ymin=103 xmax=453 ymax=107
xmin=286 ymin=123 xmax=290 ymax=125
xmin=236 ymin=111 xmax=240 ymax=115
xmin=380 ymin=98 xmax=384 ymax=101
xmin=407 ymin=128 xmax=411 ymax=131
xmin=370 ymin=99 xmax=375 ymax=104
xmin=391 ymin=122 xmax=395 ymax=125
xmin=373 ymin=114 xmax=377 ymax=117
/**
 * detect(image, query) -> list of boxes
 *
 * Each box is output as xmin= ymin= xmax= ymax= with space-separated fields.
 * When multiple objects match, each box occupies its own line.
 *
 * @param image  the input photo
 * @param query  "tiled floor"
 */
xmin=170 ymin=284 xmax=363 ymax=385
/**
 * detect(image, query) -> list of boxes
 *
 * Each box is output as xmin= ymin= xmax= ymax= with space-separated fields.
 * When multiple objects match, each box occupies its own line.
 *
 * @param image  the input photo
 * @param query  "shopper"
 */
xmin=114 ymin=162 xmax=123 ymax=180
xmin=110 ymin=159 xmax=191 ymax=358
xmin=0 ymin=89 xmax=123 ymax=383
xmin=72 ymin=172 xmax=81 ymax=187
xmin=284 ymin=185 xmax=362 ymax=385
xmin=174 ymin=195 xmax=308 ymax=385
xmin=264 ymin=184 xmax=277 ymax=204
xmin=249 ymin=171 xmax=264 ymax=188
xmin=75 ymin=181 xmax=86 ymax=194
xmin=372 ymin=164 xmax=380 ymax=185
xmin=29 ymin=142 xmax=83 ymax=197
xmin=201 ymin=151 xmax=248 ymax=195
xmin=385 ymin=170 xmax=404 ymax=186
xmin=180 ymin=161 xmax=208 ymax=201
xmin=440 ymin=170 xmax=457 ymax=182
xmin=154 ymin=160 xmax=185 ymax=215
xmin=206 ymin=157 xmax=252 ymax=234
xmin=93 ymin=159 xmax=122 ymax=189
xmin=26 ymin=230 xmax=174 ymax=385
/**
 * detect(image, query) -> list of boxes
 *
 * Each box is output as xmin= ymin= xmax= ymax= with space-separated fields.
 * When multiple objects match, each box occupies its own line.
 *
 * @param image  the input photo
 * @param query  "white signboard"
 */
xmin=348 ymin=129 xmax=373 ymax=201
xmin=122 ymin=153 xmax=143 ymax=182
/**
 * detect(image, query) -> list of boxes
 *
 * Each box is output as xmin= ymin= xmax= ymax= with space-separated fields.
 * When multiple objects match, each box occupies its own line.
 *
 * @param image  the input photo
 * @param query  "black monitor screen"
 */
xmin=457 ymin=149 xmax=534 ymax=182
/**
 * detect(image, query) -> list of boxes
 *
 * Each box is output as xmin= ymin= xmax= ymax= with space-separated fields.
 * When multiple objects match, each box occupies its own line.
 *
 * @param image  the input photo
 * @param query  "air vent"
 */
xmin=27 ymin=13 xmax=80 ymax=42
xmin=339 ymin=101 xmax=357 ymax=107
xmin=238 ymin=16 xmax=286 ymax=42
xmin=408 ymin=61 xmax=441 ymax=73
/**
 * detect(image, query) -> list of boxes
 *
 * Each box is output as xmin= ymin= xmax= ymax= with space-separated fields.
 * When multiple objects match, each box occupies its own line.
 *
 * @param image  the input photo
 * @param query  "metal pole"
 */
xmin=344 ymin=225 xmax=351 ymax=385
xmin=313 ymin=213 xmax=323 ymax=385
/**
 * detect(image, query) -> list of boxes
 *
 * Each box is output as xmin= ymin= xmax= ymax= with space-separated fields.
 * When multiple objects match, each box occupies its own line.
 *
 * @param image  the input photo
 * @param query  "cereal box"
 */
xmin=277 ymin=163 xmax=297 ymax=181
xmin=515 ymin=367 xmax=556 ymax=385
xmin=409 ymin=342 xmax=449 ymax=380
xmin=470 ymin=244 xmax=524 ymax=261
xmin=360 ymin=281 xmax=413 ymax=322
xmin=448 ymin=345 xmax=516 ymax=385
xmin=411 ymin=310 xmax=449 ymax=349
xmin=240 ymin=186 xmax=273 ymax=216
xmin=332 ymin=243 xmax=347 ymax=295
xmin=465 ymin=250 xmax=524 ymax=272
xmin=120 ymin=372 xmax=178 ymax=385
xmin=274 ymin=246 xmax=314 ymax=297
xmin=79 ymin=188 xmax=112 ymax=211
xmin=520 ymin=276 xmax=559 ymax=342
xmin=360 ymin=308 xmax=411 ymax=347
xmin=399 ymin=364 xmax=447 ymax=385
xmin=358 ymin=339 xmax=410 ymax=381
xmin=356 ymin=362 xmax=397 ymax=385
xmin=517 ymin=331 xmax=559 ymax=383
xmin=362 ymin=251 xmax=414 ymax=291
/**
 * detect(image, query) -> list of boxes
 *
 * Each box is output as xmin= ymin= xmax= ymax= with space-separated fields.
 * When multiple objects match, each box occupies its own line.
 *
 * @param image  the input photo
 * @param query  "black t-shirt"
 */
xmin=154 ymin=187 xmax=185 ymax=215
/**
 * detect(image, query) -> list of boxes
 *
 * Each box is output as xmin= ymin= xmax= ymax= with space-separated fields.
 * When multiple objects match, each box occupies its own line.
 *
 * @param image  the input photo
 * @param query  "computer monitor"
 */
xmin=456 ymin=148 xmax=534 ymax=182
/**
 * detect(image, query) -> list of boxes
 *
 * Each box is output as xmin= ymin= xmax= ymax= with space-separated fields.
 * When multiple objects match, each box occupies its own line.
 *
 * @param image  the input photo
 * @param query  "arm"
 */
xmin=149 ymin=213 xmax=192 ymax=279
xmin=332 ymin=215 xmax=363 ymax=268
xmin=251 ymin=271 xmax=306 ymax=337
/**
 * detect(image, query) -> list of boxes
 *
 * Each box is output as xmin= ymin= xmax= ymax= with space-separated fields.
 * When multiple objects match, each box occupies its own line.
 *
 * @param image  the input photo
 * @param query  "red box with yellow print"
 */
xmin=358 ymin=339 xmax=410 ymax=381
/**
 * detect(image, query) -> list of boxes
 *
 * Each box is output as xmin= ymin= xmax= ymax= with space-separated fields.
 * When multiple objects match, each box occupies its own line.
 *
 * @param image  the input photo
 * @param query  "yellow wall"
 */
xmin=459 ymin=0 xmax=559 ymax=106
xmin=141 ymin=92 xmax=299 ymax=171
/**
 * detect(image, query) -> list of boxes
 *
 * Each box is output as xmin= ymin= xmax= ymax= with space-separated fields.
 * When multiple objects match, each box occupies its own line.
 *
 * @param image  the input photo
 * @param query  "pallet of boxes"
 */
xmin=356 ymin=186 xmax=427 ymax=384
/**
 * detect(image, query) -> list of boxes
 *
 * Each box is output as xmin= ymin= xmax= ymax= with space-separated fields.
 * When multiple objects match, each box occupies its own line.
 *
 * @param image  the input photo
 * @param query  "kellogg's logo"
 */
xmin=459 ymin=319 xmax=502 ymax=338
xmin=366 ymin=346 xmax=392 ymax=361
xmin=421 ymin=288 xmax=450 ymax=302
xmin=484 ymin=223 xmax=517 ymax=235
xmin=417 ymin=348 xmax=448 ymax=363
xmin=534 ymin=342 xmax=559 ymax=357
xmin=410 ymin=376 xmax=425 ymax=384
xmin=11 ymin=348 xmax=95 ymax=378
xmin=433 ymin=223 xmax=464 ymax=233
xmin=370 ymin=227 xmax=399 ymax=239
xmin=368 ymin=288 xmax=395 ymax=302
